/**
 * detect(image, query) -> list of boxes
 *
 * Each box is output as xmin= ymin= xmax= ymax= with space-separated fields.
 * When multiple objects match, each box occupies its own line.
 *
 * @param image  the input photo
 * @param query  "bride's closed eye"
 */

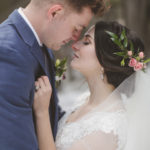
xmin=83 ymin=38 xmax=91 ymax=45
xmin=83 ymin=41 xmax=90 ymax=45
xmin=82 ymin=34 xmax=93 ymax=45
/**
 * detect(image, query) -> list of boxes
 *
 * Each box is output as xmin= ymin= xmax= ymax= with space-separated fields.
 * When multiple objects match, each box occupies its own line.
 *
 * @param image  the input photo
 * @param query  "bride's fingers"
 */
xmin=35 ymin=76 xmax=52 ymax=97
xmin=42 ymin=76 xmax=51 ymax=88
xmin=41 ymin=76 xmax=52 ymax=96
xmin=38 ymin=77 xmax=46 ymax=90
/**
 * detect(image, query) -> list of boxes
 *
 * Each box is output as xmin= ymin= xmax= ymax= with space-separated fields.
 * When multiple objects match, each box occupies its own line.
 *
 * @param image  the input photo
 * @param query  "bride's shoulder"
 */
xmin=99 ymin=110 xmax=127 ymax=132
xmin=86 ymin=109 xmax=127 ymax=130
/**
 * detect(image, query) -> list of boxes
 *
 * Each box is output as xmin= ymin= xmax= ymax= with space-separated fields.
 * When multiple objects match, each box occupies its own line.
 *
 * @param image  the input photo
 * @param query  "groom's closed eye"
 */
xmin=72 ymin=29 xmax=81 ymax=41
xmin=72 ymin=25 xmax=85 ymax=41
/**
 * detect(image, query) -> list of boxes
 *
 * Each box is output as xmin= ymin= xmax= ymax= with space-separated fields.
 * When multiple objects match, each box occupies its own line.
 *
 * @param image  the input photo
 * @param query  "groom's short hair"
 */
xmin=32 ymin=0 xmax=107 ymax=16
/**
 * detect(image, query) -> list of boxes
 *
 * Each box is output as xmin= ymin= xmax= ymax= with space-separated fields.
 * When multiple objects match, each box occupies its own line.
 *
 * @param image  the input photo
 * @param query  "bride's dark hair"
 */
xmin=95 ymin=21 xmax=144 ymax=88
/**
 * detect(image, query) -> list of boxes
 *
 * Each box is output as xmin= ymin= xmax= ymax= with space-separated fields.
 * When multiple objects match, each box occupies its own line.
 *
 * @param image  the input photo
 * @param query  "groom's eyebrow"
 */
xmin=79 ymin=25 xmax=86 ymax=30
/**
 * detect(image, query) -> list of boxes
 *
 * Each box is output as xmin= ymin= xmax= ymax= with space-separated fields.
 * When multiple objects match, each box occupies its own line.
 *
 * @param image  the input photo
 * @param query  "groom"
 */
xmin=0 ymin=0 xmax=105 ymax=149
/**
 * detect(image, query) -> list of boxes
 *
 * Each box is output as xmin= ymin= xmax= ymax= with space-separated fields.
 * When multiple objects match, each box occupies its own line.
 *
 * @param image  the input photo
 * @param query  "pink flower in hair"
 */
xmin=134 ymin=62 xmax=144 ymax=71
xmin=129 ymin=58 xmax=137 ymax=67
xmin=139 ymin=52 xmax=144 ymax=59
xmin=106 ymin=30 xmax=150 ymax=72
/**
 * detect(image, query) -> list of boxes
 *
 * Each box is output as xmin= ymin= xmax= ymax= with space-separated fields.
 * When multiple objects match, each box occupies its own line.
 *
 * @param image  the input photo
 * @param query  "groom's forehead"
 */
xmin=79 ymin=25 xmax=86 ymax=30
xmin=32 ymin=0 xmax=107 ymax=17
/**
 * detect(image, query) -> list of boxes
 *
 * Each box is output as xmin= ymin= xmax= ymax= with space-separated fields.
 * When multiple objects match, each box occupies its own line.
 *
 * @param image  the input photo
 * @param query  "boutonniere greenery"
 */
xmin=55 ymin=58 xmax=67 ymax=87
xmin=106 ymin=29 xmax=150 ymax=71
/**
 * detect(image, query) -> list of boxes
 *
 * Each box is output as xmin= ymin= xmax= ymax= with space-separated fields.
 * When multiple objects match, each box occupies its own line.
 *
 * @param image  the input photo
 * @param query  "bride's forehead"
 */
xmin=85 ymin=25 xmax=95 ymax=37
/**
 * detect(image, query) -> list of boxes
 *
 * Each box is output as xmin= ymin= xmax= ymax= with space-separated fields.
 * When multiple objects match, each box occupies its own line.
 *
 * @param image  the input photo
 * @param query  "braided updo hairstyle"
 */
xmin=95 ymin=21 xmax=145 ymax=88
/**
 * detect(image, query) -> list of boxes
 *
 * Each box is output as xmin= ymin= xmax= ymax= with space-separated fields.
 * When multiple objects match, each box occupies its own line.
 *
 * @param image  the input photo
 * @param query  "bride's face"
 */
xmin=71 ymin=26 xmax=101 ymax=74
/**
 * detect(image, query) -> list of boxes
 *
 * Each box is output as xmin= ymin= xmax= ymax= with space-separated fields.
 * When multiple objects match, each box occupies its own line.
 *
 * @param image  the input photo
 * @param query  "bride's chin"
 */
xmin=70 ymin=61 xmax=80 ymax=71
xmin=70 ymin=62 xmax=77 ymax=70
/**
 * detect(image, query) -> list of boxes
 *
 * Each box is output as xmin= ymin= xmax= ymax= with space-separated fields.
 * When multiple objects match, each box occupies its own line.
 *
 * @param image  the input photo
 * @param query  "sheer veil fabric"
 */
xmin=106 ymin=66 xmax=150 ymax=150
xmin=91 ymin=67 xmax=150 ymax=150
xmin=56 ymin=66 xmax=150 ymax=150
xmin=123 ymin=68 xmax=150 ymax=150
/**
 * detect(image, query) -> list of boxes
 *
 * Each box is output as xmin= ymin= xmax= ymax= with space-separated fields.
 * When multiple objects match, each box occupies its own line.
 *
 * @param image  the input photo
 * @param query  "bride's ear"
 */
xmin=47 ymin=4 xmax=64 ymax=21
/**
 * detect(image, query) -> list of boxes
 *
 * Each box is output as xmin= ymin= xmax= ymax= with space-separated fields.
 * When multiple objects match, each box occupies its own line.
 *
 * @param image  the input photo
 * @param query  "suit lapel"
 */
xmin=9 ymin=10 xmax=35 ymax=47
xmin=31 ymin=42 xmax=51 ymax=78
xmin=9 ymin=10 xmax=50 ymax=78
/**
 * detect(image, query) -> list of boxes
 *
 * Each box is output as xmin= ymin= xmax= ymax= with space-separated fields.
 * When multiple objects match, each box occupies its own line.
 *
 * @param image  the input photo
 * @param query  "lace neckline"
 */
xmin=65 ymin=96 xmax=89 ymax=124
xmin=65 ymin=95 xmax=124 ymax=125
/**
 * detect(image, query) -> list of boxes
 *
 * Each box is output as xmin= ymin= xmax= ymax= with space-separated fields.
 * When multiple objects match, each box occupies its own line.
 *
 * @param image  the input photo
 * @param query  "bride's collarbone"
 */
xmin=66 ymin=103 xmax=93 ymax=124
xmin=65 ymin=99 xmax=124 ymax=124
xmin=65 ymin=96 xmax=114 ymax=124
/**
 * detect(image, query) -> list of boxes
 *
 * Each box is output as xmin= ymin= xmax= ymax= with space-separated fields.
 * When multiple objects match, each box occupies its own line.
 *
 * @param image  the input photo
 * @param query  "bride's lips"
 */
xmin=73 ymin=53 xmax=79 ymax=59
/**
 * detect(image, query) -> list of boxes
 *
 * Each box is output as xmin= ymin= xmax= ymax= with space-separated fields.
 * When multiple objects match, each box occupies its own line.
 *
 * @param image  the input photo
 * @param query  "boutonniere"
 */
xmin=106 ymin=29 xmax=150 ymax=71
xmin=55 ymin=58 xmax=67 ymax=87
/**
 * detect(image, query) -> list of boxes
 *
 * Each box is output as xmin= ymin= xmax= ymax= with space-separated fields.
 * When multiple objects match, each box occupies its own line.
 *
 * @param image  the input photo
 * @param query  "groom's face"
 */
xmin=44 ymin=7 xmax=93 ymax=50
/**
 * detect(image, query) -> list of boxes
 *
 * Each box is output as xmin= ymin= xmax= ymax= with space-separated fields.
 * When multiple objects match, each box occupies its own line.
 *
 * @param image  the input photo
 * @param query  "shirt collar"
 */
xmin=18 ymin=7 xmax=43 ymax=46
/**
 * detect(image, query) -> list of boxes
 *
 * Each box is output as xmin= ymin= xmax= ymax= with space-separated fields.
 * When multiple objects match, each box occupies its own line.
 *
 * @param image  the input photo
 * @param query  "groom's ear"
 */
xmin=47 ymin=4 xmax=64 ymax=21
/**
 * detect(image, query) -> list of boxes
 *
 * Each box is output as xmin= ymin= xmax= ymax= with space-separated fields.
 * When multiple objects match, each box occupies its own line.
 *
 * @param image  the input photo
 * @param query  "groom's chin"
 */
xmin=51 ymin=45 xmax=61 ymax=51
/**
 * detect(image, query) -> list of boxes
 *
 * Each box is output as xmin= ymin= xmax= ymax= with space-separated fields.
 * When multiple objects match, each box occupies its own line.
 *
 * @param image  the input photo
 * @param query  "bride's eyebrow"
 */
xmin=84 ymin=34 xmax=93 ymax=40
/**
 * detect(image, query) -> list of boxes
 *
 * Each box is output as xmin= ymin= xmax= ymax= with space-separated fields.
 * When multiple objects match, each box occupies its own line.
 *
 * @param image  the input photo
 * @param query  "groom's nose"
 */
xmin=72 ymin=31 xmax=81 ymax=41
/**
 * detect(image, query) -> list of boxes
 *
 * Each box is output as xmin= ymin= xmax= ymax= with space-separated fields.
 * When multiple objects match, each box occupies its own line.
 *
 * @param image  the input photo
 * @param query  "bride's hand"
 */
xmin=33 ymin=76 xmax=52 ymax=117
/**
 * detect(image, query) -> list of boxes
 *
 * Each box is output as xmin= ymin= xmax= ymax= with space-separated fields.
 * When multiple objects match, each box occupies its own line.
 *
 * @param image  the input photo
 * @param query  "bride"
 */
xmin=33 ymin=21 xmax=150 ymax=150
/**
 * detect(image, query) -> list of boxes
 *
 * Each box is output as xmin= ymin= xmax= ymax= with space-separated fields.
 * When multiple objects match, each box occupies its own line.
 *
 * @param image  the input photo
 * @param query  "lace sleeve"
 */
xmin=67 ymin=131 xmax=117 ymax=150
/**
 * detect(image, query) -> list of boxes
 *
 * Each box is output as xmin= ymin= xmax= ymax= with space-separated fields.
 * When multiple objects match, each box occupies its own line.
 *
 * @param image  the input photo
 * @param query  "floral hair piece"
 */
xmin=106 ymin=29 xmax=150 ymax=71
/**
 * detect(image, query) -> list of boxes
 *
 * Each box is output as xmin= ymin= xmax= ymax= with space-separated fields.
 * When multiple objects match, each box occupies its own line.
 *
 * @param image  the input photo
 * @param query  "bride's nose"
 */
xmin=72 ymin=42 xmax=80 ymax=51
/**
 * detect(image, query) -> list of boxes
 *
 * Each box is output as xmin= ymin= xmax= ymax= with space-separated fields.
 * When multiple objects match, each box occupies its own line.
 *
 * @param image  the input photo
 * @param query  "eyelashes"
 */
xmin=83 ymin=41 xmax=90 ymax=45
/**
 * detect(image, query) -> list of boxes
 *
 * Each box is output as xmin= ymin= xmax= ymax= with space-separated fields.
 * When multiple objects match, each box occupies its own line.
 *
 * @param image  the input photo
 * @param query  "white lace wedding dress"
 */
xmin=56 ymin=92 xmax=127 ymax=150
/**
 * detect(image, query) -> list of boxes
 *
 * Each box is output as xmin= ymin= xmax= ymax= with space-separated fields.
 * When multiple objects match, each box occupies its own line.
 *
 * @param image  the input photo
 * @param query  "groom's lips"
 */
xmin=62 ymin=41 xmax=68 ymax=46
xmin=62 ymin=39 xmax=71 ymax=45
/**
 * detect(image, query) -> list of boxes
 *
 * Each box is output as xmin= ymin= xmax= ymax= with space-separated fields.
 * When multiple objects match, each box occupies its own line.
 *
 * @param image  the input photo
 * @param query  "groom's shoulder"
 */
xmin=0 ymin=19 xmax=28 ymax=53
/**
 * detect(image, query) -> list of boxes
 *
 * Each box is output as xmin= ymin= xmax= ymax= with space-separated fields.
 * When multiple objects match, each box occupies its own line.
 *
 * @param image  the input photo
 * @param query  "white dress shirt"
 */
xmin=18 ymin=8 xmax=42 ymax=46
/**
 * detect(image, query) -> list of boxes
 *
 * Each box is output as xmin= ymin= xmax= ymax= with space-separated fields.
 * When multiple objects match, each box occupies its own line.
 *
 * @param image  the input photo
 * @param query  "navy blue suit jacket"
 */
xmin=0 ymin=10 xmax=61 ymax=150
